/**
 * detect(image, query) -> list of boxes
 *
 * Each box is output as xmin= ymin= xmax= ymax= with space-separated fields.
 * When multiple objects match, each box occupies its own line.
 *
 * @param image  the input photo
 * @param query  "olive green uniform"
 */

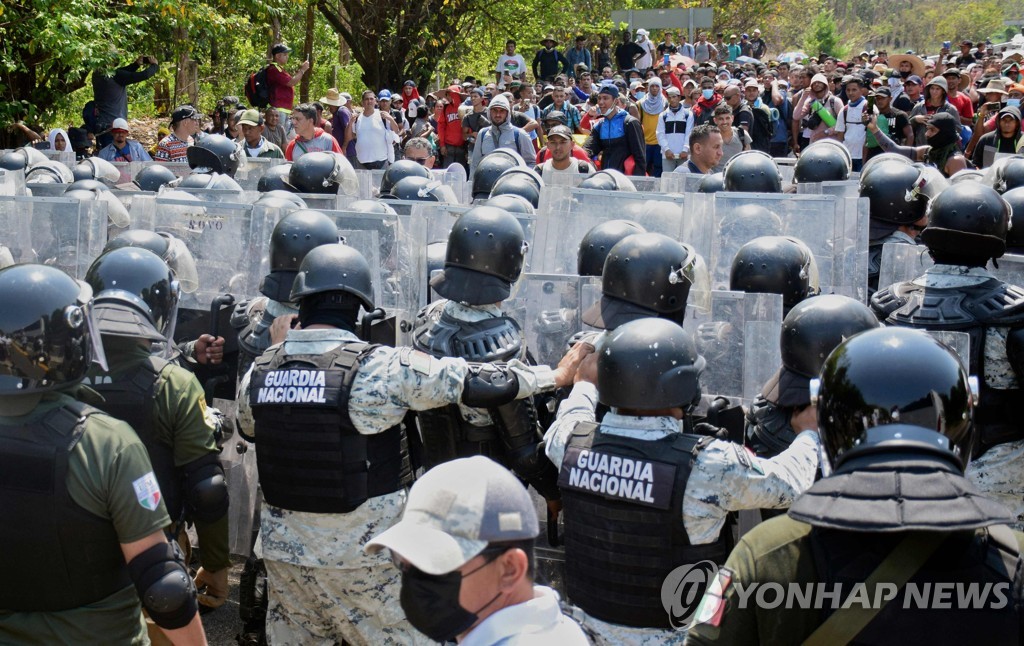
xmin=85 ymin=338 xmax=228 ymax=571
xmin=686 ymin=515 xmax=1024 ymax=644
xmin=0 ymin=392 xmax=171 ymax=644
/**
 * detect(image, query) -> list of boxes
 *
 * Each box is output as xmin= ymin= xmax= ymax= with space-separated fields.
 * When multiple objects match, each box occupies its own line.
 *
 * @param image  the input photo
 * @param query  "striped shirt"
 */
xmin=154 ymin=133 xmax=191 ymax=162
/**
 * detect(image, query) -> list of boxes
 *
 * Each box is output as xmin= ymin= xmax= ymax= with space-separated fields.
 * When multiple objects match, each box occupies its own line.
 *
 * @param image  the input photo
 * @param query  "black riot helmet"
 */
xmin=920 ymin=182 xmax=1010 ymax=264
xmin=729 ymin=236 xmax=820 ymax=313
xmin=793 ymin=140 xmax=851 ymax=183
xmin=178 ymin=171 xmax=243 ymax=192
xmin=288 ymin=152 xmax=356 ymax=194
xmin=85 ymin=248 xmax=180 ymax=341
xmin=430 ymin=206 xmax=527 ymax=305
xmin=723 ymin=150 xmax=782 ymax=193
xmin=101 ymin=229 xmax=200 ymax=295
xmin=258 ymin=163 xmax=294 ymax=192
xmin=718 ymin=204 xmax=783 ymax=240
xmin=65 ymin=179 xmax=110 ymax=195
xmin=597 ymin=317 xmax=705 ymax=411
xmin=262 ymin=209 xmax=340 ymax=302
xmin=579 ymin=168 xmax=637 ymax=192
xmin=0 ymin=151 xmax=28 ymax=171
xmin=485 ymin=194 xmax=535 ymax=214
xmin=814 ymin=327 xmax=975 ymax=471
xmin=696 ymin=172 xmax=726 ymax=193
xmin=133 ymin=164 xmax=179 ymax=192
xmin=764 ymin=294 xmax=879 ymax=408
xmin=471 ymin=151 xmax=525 ymax=199
xmin=254 ymin=190 xmax=308 ymax=211
xmin=387 ymin=176 xmax=457 ymax=202
xmin=186 ymin=133 xmax=243 ymax=177
xmin=380 ymin=159 xmax=432 ymax=196
xmin=1002 ymin=186 xmax=1024 ymax=253
xmin=583 ymin=233 xmax=705 ymax=329
xmin=996 ymin=156 xmax=1024 ymax=193
xmin=347 ymin=199 xmax=397 ymax=215
xmin=576 ymin=219 xmax=647 ymax=277
xmin=489 ymin=167 xmax=544 ymax=209
xmin=859 ymin=159 xmax=927 ymax=236
xmin=0 ymin=264 xmax=98 ymax=393
xmin=290 ymin=242 xmax=375 ymax=311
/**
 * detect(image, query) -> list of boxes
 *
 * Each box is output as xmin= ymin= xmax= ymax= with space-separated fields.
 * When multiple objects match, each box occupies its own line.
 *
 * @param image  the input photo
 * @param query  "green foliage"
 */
xmin=803 ymin=7 xmax=847 ymax=59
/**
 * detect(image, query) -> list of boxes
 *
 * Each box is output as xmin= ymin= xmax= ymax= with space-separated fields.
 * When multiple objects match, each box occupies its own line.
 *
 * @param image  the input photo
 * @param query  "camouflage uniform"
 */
xmin=237 ymin=327 xmax=556 ymax=645
xmin=906 ymin=265 xmax=1024 ymax=531
xmin=544 ymin=381 xmax=820 ymax=644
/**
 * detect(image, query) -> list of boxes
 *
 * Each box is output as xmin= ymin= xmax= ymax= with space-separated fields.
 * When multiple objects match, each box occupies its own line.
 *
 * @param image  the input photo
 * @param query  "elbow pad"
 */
xmin=128 ymin=541 xmax=197 ymax=630
xmin=183 ymin=453 xmax=229 ymax=523
xmin=461 ymin=363 xmax=520 ymax=408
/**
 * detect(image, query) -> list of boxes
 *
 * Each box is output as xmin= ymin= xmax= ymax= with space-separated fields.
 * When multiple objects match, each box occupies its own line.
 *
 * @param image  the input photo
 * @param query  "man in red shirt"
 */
xmin=266 ymin=43 xmax=309 ymax=131
xmin=433 ymin=84 xmax=467 ymax=170
xmin=284 ymin=103 xmax=342 ymax=161
xmin=942 ymin=67 xmax=974 ymax=125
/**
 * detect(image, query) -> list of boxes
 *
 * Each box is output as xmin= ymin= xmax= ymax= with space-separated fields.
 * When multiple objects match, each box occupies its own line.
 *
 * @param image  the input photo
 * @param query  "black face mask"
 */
xmin=400 ymin=563 xmax=502 ymax=642
xmin=899 ymin=69 xmax=911 ymax=79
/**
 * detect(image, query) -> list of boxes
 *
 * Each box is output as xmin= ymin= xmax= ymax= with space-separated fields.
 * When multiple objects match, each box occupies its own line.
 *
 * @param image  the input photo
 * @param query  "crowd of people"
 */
xmin=5 ymin=25 xmax=1024 ymax=646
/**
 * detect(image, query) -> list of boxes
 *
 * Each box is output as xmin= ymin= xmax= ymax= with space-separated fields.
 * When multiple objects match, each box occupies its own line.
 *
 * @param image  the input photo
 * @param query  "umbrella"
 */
xmin=668 ymin=53 xmax=696 ymax=70
xmin=777 ymin=51 xmax=807 ymax=64
xmin=735 ymin=56 xmax=760 ymax=64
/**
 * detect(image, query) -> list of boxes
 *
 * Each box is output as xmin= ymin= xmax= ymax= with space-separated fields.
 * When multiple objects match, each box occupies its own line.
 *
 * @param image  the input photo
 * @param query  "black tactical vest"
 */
xmin=558 ymin=422 xmax=731 ymax=628
xmin=412 ymin=306 xmax=532 ymax=470
xmin=872 ymin=277 xmax=1024 ymax=452
xmin=809 ymin=524 xmax=1024 ymax=642
xmin=249 ymin=342 xmax=409 ymax=513
xmin=85 ymin=356 xmax=183 ymax=521
xmin=0 ymin=401 xmax=132 ymax=611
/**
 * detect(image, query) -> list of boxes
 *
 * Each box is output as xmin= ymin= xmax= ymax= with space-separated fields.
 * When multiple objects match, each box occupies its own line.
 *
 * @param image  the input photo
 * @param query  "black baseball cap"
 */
xmin=271 ymin=43 xmax=292 ymax=56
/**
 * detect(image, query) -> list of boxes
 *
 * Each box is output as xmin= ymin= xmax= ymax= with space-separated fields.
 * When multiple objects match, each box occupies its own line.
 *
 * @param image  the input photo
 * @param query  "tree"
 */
xmin=804 ymin=7 xmax=846 ymax=59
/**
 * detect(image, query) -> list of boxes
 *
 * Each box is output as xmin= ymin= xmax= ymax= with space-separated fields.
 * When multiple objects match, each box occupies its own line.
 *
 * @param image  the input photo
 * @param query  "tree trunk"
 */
xmin=300 ymin=1 xmax=315 ymax=103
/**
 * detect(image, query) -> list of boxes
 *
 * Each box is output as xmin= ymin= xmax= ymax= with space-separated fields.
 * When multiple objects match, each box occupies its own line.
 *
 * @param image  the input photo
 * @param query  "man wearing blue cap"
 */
xmin=583 ymin=85 xmax=647 ymax=175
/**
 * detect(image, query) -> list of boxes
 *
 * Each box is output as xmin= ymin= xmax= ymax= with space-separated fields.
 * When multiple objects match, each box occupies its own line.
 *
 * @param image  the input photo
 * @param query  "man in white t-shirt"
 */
xmin=496 ymin=40 xmax=528 ymax=89
xmin=834 ymin=76 xmax=868 ymax=171
xmin=635 ymin=29 xmax=656 ymax=73
xmin=534 ymin=125 xmax=594 ymax=181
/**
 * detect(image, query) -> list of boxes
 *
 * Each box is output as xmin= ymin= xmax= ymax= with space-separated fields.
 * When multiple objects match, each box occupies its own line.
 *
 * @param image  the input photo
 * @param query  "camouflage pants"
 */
xmin=967 ymin=438 xmax=1024 ymax=531
xmin=570 ymin=606 xmax=687 ymax=645
xmin=264 ymin=560 xmax=428 ymax=646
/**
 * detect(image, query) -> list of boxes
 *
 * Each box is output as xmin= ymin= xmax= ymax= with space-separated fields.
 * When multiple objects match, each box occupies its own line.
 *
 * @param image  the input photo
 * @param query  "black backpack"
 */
xmin=245 ymin=66 xmax=271 ymax=109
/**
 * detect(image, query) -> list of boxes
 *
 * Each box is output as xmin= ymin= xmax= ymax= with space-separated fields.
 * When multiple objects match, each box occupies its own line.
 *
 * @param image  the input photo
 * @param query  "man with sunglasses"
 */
xmin=367 ymin=456 xmax=589 ymax=644
xmin=403 ymin=137 xmax=435 ymax=169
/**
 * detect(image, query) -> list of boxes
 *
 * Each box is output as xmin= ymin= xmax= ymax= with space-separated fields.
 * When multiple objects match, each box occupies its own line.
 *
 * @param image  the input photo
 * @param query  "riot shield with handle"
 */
xmin=0 ymin=195 xmax=106 ymax=278
xmin=877 ymin=241 xmax=934 ymax=289
xmin=503 ymin=274 xmax=583 ymax=369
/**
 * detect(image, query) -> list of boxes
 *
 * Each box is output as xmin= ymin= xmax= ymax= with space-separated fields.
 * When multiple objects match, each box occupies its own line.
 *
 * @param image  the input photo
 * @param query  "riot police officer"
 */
xmin=0 ymin=264 xmax=205 ymax=643
xmin=82 ymin=247 xmax=231 ymax=615
xmin=583 ymin=232 xmax=705 ymax=330
xmin=545 ymin=317 xmax=819 ymax=644
xmin=746 ymin=294 xmax=878 ymax=460
xmin=234 ymin=243 xmax=587 ymax=644
xmin=872 ymin=182 xmax=1024 ymax=529
xmin=688 ymin=328 xmax=1024 ymax=644
xmin=412 ymin=206 xmax=561 ymax=503
xmin=576 ymin=219 xmax=647 ymax=277
xmin=231 ymin=209 xmax=340 ymax=382
xmin=729 ymin=236 xmax=820 ymax=316
xmin=860 ymin=158 xmax=927 ymax=295
xmin=723 ymin=150 xmax=783 ymax=192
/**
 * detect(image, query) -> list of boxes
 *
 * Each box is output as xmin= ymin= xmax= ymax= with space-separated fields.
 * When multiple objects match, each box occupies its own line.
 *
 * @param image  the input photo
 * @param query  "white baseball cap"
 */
xmin=365 ymin=456 xmax=539 ymax=575
xmin=111 ymin=118 xmax=130 ymax=132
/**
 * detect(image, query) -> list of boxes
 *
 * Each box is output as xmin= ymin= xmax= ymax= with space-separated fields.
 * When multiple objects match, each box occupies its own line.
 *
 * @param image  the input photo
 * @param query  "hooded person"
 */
xmin=47 ymin=127 xmax=70 ymax=153
xmin=972 ymin=105 xmax=1022 ymax=169
xmin=470 ymin=94 xmax=536 ymax=169
xmin=794 ymin=72 xmax=842 ymax=144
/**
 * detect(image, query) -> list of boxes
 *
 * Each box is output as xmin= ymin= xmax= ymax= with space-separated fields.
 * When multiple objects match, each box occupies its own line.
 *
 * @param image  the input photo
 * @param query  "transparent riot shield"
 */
xmin=991 ymin=253 xmax=1024 ymax=288
xmin=709 ymin=193 xmax=839 ymax=292
xmin=130 ymin=195 xmax=272 ymax=310
xmin=0 ymin=169 xmax=27 ymax=196
xmin=925 ymin=331 xmax=970 ymax=371
xmin=0 ymin=195 xmax=107 ymax=278
xmin=544 ymin=173 xmax=587 ymax=189
xmin=161 ymin=162 xmax=194 ymax=180
xmin=684 ymin=290 xmax=783 ymax=402
xmin=795 ymin=180 xmax=860 ymax=199
xmin=829 ymin=195 xmax=870 ymax=302
xmin=25 ymin=183 xmax=67 ymax=198
xmin=504 ymin=274 xmax=582 ymax=368
xmin=235 ymin=157 xmax=288 ymax=191
xmin=111 ymin=161 xmax=139 ymax=185
xmin=681 ymin=192 xmax=714 ymax=263
xmin=324 ymin=210 xmax=427 ymax=345
xmin=776 ymin=157 xmax=796 ymax=184
xmin=42 ymin=149 xmax=76 ymax=167
xmin=628 ymin=176 xmax=663 ymax=192
xmin=877 ymin=242 xmax=933 ymax=290
xmin=432 ymin=164 xmax=470 ymax=204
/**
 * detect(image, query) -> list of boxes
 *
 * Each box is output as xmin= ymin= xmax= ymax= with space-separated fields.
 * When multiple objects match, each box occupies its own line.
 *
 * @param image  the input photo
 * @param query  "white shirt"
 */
xmin=354 ymin=109 xmax=394 ymax=163
xmin=636 ymin=38 xmax=656 ymax=70
xmin=496 ymin=54 xmax=528 ymax=87
xmin=835 ymin=98 xmax=868 ymax=159
xmin=538 ymin=158 xmax=584 ymax=183
xmin=460 ymin=586 xmax=589 ymax=646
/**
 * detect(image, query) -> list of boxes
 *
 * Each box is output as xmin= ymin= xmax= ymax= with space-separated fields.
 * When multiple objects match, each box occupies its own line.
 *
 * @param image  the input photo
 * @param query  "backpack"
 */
xmin=245 ymin=66 xmax=271 ymax=109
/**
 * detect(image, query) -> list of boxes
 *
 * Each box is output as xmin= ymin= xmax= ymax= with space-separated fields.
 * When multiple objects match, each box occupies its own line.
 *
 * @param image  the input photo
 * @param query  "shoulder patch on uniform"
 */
xmin=132 ymin=471 xmax=163 ymax=511
xmin=400 ymin=348 xmax=436 ymax=375
xmin=733 ymin=444 xmax=764 ymax=475
xmin=694 ymin=566 xmax=733 ymax=627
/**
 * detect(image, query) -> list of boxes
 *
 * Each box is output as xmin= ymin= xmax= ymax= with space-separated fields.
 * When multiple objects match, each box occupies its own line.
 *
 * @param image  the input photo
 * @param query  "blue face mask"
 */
xmin=753 ymin=97 xmax=762 ymax=108
xmin=702 ymin=89 xmax=714 ymax=100
xmin=1009 ymin=98 xmax=1021 ymax=107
